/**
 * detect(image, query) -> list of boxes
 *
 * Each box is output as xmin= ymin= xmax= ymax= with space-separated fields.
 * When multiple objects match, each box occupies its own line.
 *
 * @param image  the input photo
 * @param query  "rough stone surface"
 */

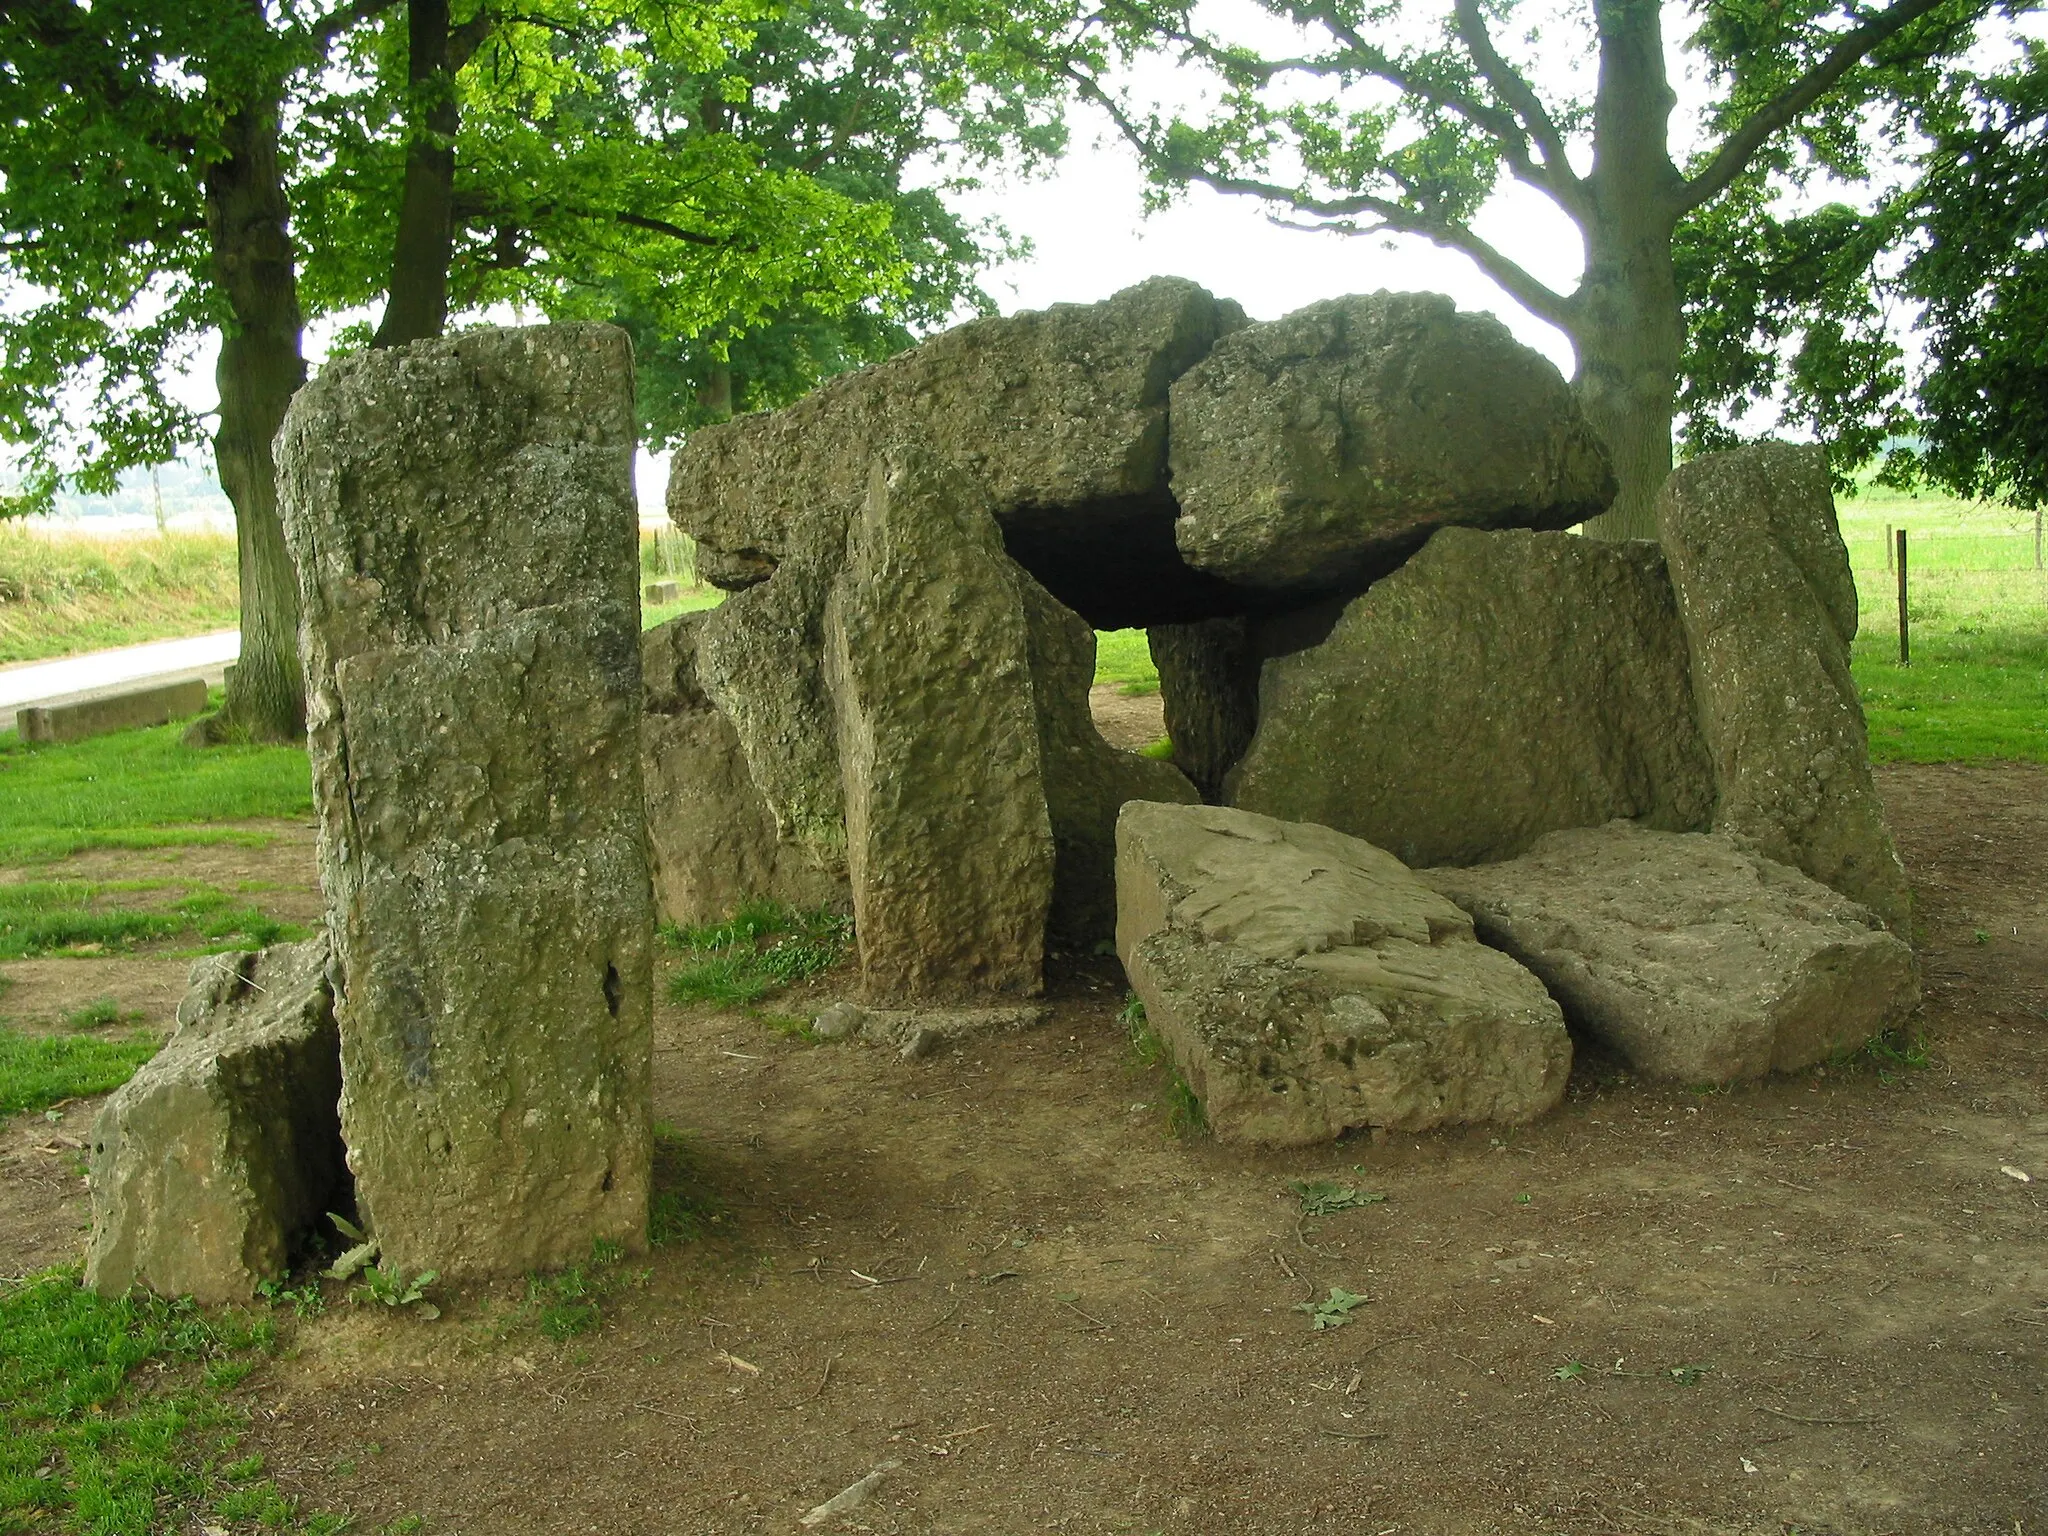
xmin=824 ymin=445 xmax=1055 ymax=1001
xmin=1227 ymin=527 xmax=1715 ymax=869
xmin=1115 ymin=802 xmax=1570 ymax=1145
xmin=17 ymin=677 xmax=210 ymax=744
xmin=1657 ymin=442 xmax=1911 ymax=929
xmin=1020 ymin=576 xmax=1199 ymax=943
xmin=1148 ymin=617 xmax=1261 ymax=802
xmin=641 ymin=613 xmax=847 ymax=928
xmin=810 ymin=1000 xmax=1050 ymax=1057
xmin=1425 ymin=822 xmax=1919 ymax=1082
xmin=668 ymin=277 xmax=1250 ymax=629
xmin=86 ymin=938 xmax=346 ymax=1303
xmin=277 ymin=323 xmax=652 ymax=1279
xmin=1168 ymin=293 xmax=1615 ymax=593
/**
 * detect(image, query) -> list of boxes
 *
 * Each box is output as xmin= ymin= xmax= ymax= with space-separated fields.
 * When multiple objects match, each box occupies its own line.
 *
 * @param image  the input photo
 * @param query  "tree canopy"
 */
xmin=1038 ymin=0 xmax=2014 ymax=534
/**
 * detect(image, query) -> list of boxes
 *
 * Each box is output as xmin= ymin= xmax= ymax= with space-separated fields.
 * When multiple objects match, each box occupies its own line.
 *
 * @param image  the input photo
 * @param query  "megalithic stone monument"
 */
xmin=277 ymin=324 xmax=653 ymax=1279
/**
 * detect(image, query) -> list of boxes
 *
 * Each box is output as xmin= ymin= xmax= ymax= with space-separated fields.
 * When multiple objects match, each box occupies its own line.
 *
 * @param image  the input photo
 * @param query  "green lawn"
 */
xmin=1839 ymin=482 xmax=2048 ymax=763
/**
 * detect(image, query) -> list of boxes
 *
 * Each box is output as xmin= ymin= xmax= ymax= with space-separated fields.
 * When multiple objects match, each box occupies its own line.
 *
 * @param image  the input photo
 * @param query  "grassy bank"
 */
xmin=0 ymin=528 xmax=239 ymax=665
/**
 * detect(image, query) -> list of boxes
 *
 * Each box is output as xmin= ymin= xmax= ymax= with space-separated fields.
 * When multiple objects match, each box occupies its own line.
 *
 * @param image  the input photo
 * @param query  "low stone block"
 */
xmin=17 ymin=677 xmax=208 ymax=744
xmin=1115 ymin=802 xmax=1570 ymax=1145
xmin=641 ymin=612 xmax=846 ymax=927
xmin=86 ymin=938 xmax=346 ymax=1303
xmin=644 ymin=580 xmax=681 ymax=604
xmin=1424 ymin=822 xmax=1919 ymax=1083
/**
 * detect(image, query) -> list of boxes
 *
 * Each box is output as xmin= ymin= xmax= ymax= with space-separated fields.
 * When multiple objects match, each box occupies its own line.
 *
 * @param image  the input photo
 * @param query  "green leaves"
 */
xmin=1290 ymin=1179 xmax=1388 ymax=1217
xmin=1295 ymin=1286 xmax=1368 ymax=1330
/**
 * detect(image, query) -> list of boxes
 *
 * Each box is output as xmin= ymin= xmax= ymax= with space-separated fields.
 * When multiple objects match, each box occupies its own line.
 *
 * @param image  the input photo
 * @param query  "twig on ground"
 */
xmin=915 ymin=1297 xmax=965 ymax=1334
xmin=778 ymin=1354 xmax=837 ymax=1410
xmin=1754 ymin=1405 xmax=1880 ymax=1426
xmin=1318 ymin=1427 xmax=1388 ymax=1441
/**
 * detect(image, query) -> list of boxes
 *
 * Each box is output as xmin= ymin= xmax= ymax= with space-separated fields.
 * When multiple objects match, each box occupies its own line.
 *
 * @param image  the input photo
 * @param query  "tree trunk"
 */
xmin=202 ymin=90 xmax=308 ymax=744
xmin=1574 ymin=0 xmax=1685 ymax=542
xmin=373 ymin=0 xmax=459 ymax=349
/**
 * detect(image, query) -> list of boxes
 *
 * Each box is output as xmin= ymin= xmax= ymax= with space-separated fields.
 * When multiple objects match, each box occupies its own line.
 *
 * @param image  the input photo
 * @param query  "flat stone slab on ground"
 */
xmin=811 ymin=1000 xmax=1051 ymax=1058
xmin=1424 ymin=821 xmax=1919 ymax=1083
xmin=86 ymin=937 xmax=346 ymax=1303
xmin=16 ymin=676 xmax=208 ymax=743
xmin=1115 ymin=801 xmax=1570 ymax=1145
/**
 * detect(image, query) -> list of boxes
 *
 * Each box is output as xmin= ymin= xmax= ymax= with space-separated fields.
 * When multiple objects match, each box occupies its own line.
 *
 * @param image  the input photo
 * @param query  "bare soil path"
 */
xmin=3 ymin=767 xmax=2043 ymax=1535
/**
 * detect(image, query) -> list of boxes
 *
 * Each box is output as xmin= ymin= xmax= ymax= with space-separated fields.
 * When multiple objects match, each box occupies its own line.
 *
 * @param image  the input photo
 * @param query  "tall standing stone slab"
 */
xmin=1168 ymin=293 xmax=1615 ymax=595
xmin=1227 ymin=527 xmax=1716 ymax=869
xmin=1656 ymin=443 xmax=1912 ymax=929
xmin=824 ymin=446 xmax=1055 ymax=1001
xmin=86 ymin=939 xmax=345 ymax=1303
xmin=278 ymin=324 xmax=652 ymax=1280
xmin=1019 ymin=576 xmax=1199 ymax=944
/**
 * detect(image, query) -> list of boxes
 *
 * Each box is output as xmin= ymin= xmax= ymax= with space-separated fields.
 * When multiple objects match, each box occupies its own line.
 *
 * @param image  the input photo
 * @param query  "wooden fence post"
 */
xmin=1896 ymin=528 xmax=1910 ymax=666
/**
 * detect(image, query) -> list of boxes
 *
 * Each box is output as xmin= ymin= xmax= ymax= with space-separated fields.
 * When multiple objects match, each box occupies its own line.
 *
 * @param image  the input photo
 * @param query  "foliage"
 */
xmin=0 ymin=528 xmax=238 ymax=664
xmin=0 ymin=715 xmax=311 ymax=863
xmin=0 ymin=1268 xmax=325 ymax=1535
xmin=520 ymin=1239 xmax=642 ymax=1339
xmin=663 ymin=900 xmax=854 ymax=1006
xmin=1289 ymin=1179 xmax=1387 ymax=1217
xmin=1092 ymin=628 xmax=1157 ymax=695
xmin=1293 ymin=1286 xmax=1367 ymax=1331
xmin=1899 ymin=44 xmax=2048 ymax=509
xmin=0 ymin=1026 xmax=161 ymax=1119
xmin=1120 ymin=994 xmax=1205 ymax=1135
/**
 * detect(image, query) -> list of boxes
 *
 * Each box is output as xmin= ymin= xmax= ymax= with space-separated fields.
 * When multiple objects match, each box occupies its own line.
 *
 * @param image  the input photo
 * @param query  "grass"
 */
xmin=0 ymin=1268 xmax=350 ymax=1535
xmin=1838 ymin=482 xmax=2047 ymax=763
xmin=1092 ymin=629 xmax=1158 ymax=695
xmin=662 ymin=900 xmax=854 ymax=1007
xmin=0 ymin=528 xmax=238 ymax=665
xmin=1119 ymin=994 xmax=1205 ymax=1136
xmin=0 ymin=1027 xmax=163 ymax=1118
xmin=649 ymin=1125 xmax=728 ymax=1246
xmin=0 ymin=880 xmax=303 ymax=960
xmin=0 ymin=716 xmax=312 ymax=863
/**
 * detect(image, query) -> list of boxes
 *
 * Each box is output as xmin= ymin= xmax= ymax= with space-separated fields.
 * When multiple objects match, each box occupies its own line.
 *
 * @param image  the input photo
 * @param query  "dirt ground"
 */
xmin=3 ymin=765 xmax=2044 ymax=1536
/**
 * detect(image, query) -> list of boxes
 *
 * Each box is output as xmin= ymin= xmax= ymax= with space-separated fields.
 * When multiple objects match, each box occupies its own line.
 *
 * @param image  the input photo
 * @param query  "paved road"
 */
xmin=0 ymin=629 xmax=240 ymax=734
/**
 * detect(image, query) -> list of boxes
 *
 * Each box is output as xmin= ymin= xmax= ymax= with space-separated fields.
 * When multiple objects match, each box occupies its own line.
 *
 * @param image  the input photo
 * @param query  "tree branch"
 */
xmin=308 ymin=0 xmax=405 ymax=52
xmin=1679 ymin=0 xmax=1957 ymax=213
xmin=608 ymin=210 xmax=740 ymax=249
xmin=1449 ymin=0 xmax=1585 ymax=208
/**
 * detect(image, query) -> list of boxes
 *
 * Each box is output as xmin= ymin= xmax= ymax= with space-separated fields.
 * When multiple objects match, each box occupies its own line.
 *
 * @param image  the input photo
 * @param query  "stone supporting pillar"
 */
xmin=278 ymin=324 xmax=652 ymax=1278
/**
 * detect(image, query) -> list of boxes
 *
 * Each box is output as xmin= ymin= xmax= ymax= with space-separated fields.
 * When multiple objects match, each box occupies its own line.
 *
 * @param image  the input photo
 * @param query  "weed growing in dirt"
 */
xmin=650 ymin=1125 xmax=728 ymax=1245
xmin=0 ymin=1025 xmax=161 ymax=1118
xmin=1290 ymin=1179 xmax=1388 ymax=1217
xmin=521 ymin=1239 xmax=646 ymax=1340
xmin=0 ymin=719 xmax=312 ymax=863
xmin=1120 ymin=996 xmax=1206 ymax=1136
xmin=664 ymin=901 xmax=853 ymax=1007
xmin=1842 ymin=1024 xmax=1934 ymax=1083
xmin=0 ymin=1267 xmax=344 ymax=1533
xmin=357 ymin=1263 xmax=441 ymax=1319
xmin=0 ymin=879 xmax=302 ymax=959
xmin=1294 ymin=1286 xmax=1368 ymax=1330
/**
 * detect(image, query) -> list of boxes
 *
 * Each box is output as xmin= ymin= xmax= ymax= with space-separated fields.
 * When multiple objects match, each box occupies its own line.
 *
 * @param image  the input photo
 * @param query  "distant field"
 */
xmin=0 ymin=527 xmax=238 ymax=664
xmin=1839 ymin=482 xmax=2048 ymax=764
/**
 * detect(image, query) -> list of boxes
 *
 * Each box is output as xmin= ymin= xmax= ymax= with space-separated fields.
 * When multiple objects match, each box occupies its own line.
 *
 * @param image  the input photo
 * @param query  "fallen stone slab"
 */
xmin=644 ymin=579 xmax=680 ymax=604
xmin=1115 ymin=802 xmax=1570 ymax=1145
xmin=810 ymin=1000 xmax=1050 ymax=1059
xmin=1657 ymin=442 xmax=1912 ymax=929
xmin=1168 ymin=292 xmax=1614 ymax=594
xmin=86 ymin=937 xmax=346 ymax=1303
xmin=1424 ymin=822 xmax=1919 ymax=1082
xmin=278 ymin=323 xmax=653 ymax=1279
xmin=1227 ymin=527 xmax=1714 ymax=869
xmin=824 ymin=444 xmax=1055 ymax=1002
xmin=16 ymin=677 xmax=208 ymax=744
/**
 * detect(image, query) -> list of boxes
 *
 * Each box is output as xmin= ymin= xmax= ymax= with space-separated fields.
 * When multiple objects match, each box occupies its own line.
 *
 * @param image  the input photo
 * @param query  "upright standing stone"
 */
xmin=824 ymin=445 xmax=1055 ymax=1001
xmin=278 ymin=324 xmax=652 ymax=1279
xmin=1657 ymin=443 xmax=1912 ymax=929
